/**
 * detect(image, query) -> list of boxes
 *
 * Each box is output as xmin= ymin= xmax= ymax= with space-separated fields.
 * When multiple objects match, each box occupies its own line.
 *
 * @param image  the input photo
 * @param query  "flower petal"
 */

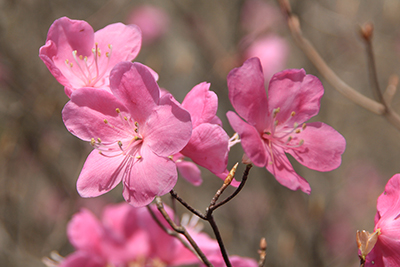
xmin=181 ymin=123 xmax=229 ymax=174
xmin=227 ymin=57 xmax=268 ymax=130
xmin=122 ymin=146 xmax=177 ymax=207
xmin=266 ymin=145 xmax=311 ymax=194
xmin=176 ymin=160 xmax=203 ymax=186
xmin=39 ymin=17 xmax=96 ymax=96
xmin=268 ymin=69 xmax=324 ymax=126
xmin=227 ymin=111 xmax=268 ymax=167
xmin=63 ymin=88 xmax=130 ymax=142
xmin=76 ymin=150 xmax=126 ymax=198
xmin=94 ymin=23 xmax=141 ymax=75
xmin=377 ymin=174 xmax=400 ymax=218
xmin=109 ymin=62 xmax=160 ymax=125
xmin=67 ymin=208 xmax=103 ymax=253
xmin=286 ymin=122 xmax=346 ymax=172
xmin=144 ymin=94 xmax=192 ymax=157
xmin=181 ymin=82 xmax=219 ymax=127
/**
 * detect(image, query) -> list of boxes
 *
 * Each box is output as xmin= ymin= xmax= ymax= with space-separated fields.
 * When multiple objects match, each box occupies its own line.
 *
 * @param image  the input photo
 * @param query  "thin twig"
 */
xmin=170 ymin=189 xmax=206 ymax=219
xmin=258 ymin=238 xmax=267 ymax=267
xmin=210 ymin=164 xmax=252 ymax=212
xmin=384 ymin=75 xmax=398 ymax=105
xmin=146 ymin=205 xmax=195 ymax=254
xmin=154 ymin=197 xmax=213 ymax=267
xmin=207 ymin=214 xmax=232 ymax=267
xmin=278 ymin=0 xmax=400 ymax=131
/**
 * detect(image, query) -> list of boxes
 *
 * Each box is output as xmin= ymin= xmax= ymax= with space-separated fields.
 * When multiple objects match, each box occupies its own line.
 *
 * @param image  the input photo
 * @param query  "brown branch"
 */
xmin=154 ymin=197 xmax=213 ymax=267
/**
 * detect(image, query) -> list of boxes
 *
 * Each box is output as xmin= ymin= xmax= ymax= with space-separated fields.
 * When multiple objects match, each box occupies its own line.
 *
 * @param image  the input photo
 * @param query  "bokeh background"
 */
xmin=1 ymin=0 xmax=400 ymax=266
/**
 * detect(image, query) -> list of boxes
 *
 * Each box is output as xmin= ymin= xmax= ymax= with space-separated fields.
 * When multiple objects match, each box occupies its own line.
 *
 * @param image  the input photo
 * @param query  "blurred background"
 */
xmin=1 ymin=0 xmax=400 ymax=266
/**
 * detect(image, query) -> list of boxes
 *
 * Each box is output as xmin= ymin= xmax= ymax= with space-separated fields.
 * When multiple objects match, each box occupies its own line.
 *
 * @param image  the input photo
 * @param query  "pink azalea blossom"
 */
xmin=226 ymin=58 xmax=346 ymax=193
xmin=39 ymin=17 xmax=142 ymax=97
xmin=243 ymin=35 xmax=289 ymax=83
xmin=362 ymin=174 xmax=400 ymax=266
xmin=204 ymin=254 xmax=259 ymax=267
xmin=126 ymin=5 xmax=170 ymax=45
xmin=177 ymin=82 xmax=230 ymax=185
xmin=62 ymin=61 xmax=192 ymax=207
xmin=59 ymin=203 xmax=150 ymax=267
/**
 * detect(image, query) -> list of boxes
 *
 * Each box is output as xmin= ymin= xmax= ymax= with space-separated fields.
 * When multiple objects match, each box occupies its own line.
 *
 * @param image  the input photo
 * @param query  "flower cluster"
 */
xmin=39 ymin=15 xmax=352 ymax=267
xmin=52 ymin=202 xmax=257 ymax=267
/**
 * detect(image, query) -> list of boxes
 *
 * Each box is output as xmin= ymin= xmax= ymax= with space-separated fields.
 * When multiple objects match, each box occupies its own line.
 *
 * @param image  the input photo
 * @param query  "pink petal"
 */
xmin=176 ymin=160 xmax=203 ymax=186
xmin=94 ymin=23 xmax=141 ymax=75
xmin=101 ymin=203 xmax=140 ymax=238
xmin=144 ymin=94 xmax=192 ymax=157
xmin=109 ymin=62 xmax=160 ymax=125
xmin=63 ymin=88 xmax=130 ymax=142
xmin=227 ymin=57 xmax=268 ymax=130
xmin=285 ymin=122 xmax=346 ymax=172
xmin=181 ymin=82 xmax=219 ymax=127
xmin=181 ymin=123 xmax=229 ymax=174
xmin=267 ymin=69 xmax=324 ymax=126
xmin=76 ymin=150 xmax=126 ymax=198
xmin=67 ymin=208 xmax=103 ymax=253
xmin=266 ymin=145 xmax=311 ymax=194
xmin=227 ymin=111 xmax=267 ymax=167
xmin=59 ymin=251 xmax=106 ymax=267
xmin=39 ymin=17 xmax=95 ymax=95
xmin=377 ymin=174 xmax=400 ymax=218
xmin=122 ymin=146 xmax=178 ymax=207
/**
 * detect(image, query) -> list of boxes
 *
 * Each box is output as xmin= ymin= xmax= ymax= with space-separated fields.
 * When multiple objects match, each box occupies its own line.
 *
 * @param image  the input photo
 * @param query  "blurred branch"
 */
xmin=278 ymin=0 xmax=400 ymax=132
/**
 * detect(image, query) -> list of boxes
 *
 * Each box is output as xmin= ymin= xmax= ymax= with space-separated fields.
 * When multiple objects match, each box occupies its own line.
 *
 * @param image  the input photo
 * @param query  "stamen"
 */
xmin=97 ymin=138 xmax=101 ymax=143
xmin=302 ymin=123 xmax=307 ymax=130
xmin=274 ymin=120 xmax=278 ymax=126
xmin=295 ymin=129 xmax=301 ymax=134
xmin=91 ymin=138 xmax=96 ymax=146
xmin=168 ymin=155 xmax=173 ymax=160
xmin=104 ymin=119 xmax=108 ymax=124
xmin=136 ymin=155 xmax=142 ymax=159
xmin=273 ymin=107 xmax=281 ymax=118
xmin=293 ymin=122 xmax=299 ymax=128
xmin=116 ymin=108 xmax=120 ymax=113
xmin=291 ymin=111 xmax=296 ymax=117
xmin=118 ymin=141 xmax=123 ymax=150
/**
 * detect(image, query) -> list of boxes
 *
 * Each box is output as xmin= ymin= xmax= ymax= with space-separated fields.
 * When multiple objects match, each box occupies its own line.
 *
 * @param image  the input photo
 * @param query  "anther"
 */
xmin=295 ymin=129 xmax=301 ymax=134
xmin=91 ymin=138 xmax=96 ymax=146
xmin=299 ymin=139 xmax=304 ymax=145
xmin=97 ymin=138 xmax=101 ymax=143
xmin=116 ymin=108 xmax=120 ymax=113
xmin=104 ymin=119 xmax=108 ymax=124
xmin=302 ymin=123 xmax=306 ymax=130
xmin=136 ymin=155 xmax=142 ymax=159
xmin=291 ymin=111 xmax=296 ymax=117
xmin=168 ymin=155 xmax=173 ymax=160
xmin=118 ymin=141 xmax=123 ymax=149
xmin=264 ymin=131 xmax=271 ymax=135
xmin=293 ymin=122 xmax=298 ymax=128
xmin=79 ymin=55 xmax=83 ymax=60
xmin=287 ymin=136 xmax=292 ymax=142
xmin=135 ymin=122 xmax=139 ymax=127
xmin=273 ymin=107 xmax=281 ymax=118
xmin=124 ymin=116 xmax=128 ymax=121
xmin=274 ymin=120 xmax=278 ymax=126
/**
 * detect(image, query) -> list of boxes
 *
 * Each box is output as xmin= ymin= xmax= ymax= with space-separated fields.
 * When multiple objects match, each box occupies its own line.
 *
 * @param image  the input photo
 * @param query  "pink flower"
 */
xmin=62 ymin=61 xmax=192 ymax=207
xmin=362 ymin=174 xmax=400 ymax=266
xmin=204 ymin=255 xmax=259 ymax=267
xmin=226 ymin=58 xmax=346 ymax=193
xmin=39 ymin=17 xmax=142 ymax=97
xmin=126 ymin=5 xmax=170 ymax=45
xmin=59 ymin=203 xmax=150 ymax=267
xmin=176 ymin=82 xmax=230 ymax=185
xmin=243 ymin=35 xmax=289 ymax=83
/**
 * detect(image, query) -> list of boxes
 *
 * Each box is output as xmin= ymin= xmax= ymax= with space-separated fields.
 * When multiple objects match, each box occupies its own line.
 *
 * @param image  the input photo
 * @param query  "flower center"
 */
xmin=64 ymin=42 xmax=113 ymax=87
xmin=91 ymin=108 xmax=143 ymax=159
xmin=261 ymin=108 xmax=306 ymax=164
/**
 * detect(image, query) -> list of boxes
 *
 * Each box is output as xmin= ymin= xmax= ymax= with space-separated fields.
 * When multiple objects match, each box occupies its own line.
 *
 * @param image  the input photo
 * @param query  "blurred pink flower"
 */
xmin=243 ymin=35 xmax=289 ymax=82
xmin=59 ymin=202 xmax=222 ymax=267
xmin=177 ymin=82 xmax=230 ymax=185
xmin=126 ymin=5 xmax=170 ymax=45
xmin=204 ymin=255 xmax=259 ymax=267
xmin=62 ymin=62 xmax=192 ymax=207
xmin=60 ymin=203 xmax=150 ymax=267
xmin=240 ymin=0 xmax=283 ymax=36
xmin=39 ymin=17 xmax=141 ymax=97
xmin=226 ymin=58 xmax=346 ymax=193
xmin=363 ymin=174 xmax=400 ymax=266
